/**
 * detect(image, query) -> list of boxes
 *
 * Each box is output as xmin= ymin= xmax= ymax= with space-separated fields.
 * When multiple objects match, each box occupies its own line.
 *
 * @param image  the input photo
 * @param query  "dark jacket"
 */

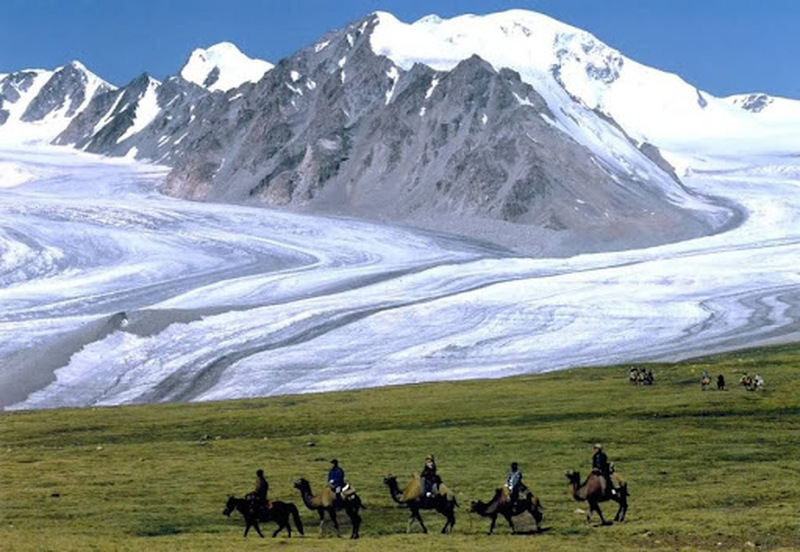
xmin=254 ymin=475 xmax=268 ymax=502
xmin=328 ymin=466 xmax=345 ymax=488
xmin=421 ymin=462 xmax=438 ymax=483
xmin=592 ymin=450 xmax=609 ymax=474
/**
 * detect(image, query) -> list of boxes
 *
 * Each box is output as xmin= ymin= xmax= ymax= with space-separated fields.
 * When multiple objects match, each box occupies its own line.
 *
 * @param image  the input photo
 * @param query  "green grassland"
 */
xmin=2 ymin=344 xmax=799 ymax=551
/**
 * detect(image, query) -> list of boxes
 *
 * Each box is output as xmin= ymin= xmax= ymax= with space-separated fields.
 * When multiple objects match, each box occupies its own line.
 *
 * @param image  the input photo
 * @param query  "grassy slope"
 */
xmin=1 ymin=344 xmax=799 ymax=551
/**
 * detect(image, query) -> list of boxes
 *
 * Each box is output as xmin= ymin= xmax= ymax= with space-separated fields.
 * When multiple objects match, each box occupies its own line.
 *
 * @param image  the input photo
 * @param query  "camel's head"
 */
xmin=565 ymin=470 xmax=580 ymax=484
xmin=468 ymin=500 xmax=484 ymax=513
xmin=383 ymin=475 xmax=397 ymax=487
xmin=293 ymin=478 xmax=310 ymax=491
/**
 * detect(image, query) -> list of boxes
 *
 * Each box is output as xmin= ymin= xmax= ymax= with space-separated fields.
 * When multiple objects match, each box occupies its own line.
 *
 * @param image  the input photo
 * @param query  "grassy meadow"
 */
xmin=1 ymin=344 xmax=799 ymax=551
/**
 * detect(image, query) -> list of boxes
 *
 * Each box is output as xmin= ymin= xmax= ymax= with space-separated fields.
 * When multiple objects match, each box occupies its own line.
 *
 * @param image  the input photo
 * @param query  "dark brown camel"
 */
xmin=565 ymin=470 xmax=628 ymax=525
xmin=469 ymin=487 xmax=543 ymax=535
xmin=383 ymin=475 xmax=457 ymax=534
xmin=293 ymin=478 xmax=363 ymax=539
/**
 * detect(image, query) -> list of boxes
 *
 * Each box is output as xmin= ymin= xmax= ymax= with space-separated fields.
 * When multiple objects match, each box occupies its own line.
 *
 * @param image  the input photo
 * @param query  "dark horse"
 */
xmin=293 ymin=478 xmax=363 ymax=539
xmin=469 ymin=488 xmax=543 ymax=535
xmin=383 ymin=475 xmax=457 ymax=534
xmin=222 ymin=496 xmax=304 ymax=538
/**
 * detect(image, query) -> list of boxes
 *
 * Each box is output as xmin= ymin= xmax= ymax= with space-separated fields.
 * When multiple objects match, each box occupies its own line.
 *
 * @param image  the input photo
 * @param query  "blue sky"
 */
xmin=1 ymin=0 xmax=798 ymax=99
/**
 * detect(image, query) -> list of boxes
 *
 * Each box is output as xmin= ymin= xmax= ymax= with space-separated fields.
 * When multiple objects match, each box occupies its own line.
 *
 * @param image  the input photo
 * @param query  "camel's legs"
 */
xmin=590 ymin=500 xmax=610 ymax=526
xmin=488 ymin=514 xmax=497 ymax=535
xmin=329 ymin=509 xmax=341 ymax=537
xmin=412 ymin=507 xmax=428 ymax=534
xmin=503 ymin=512 xmax=515 ymax=534
xmin=318 ymin=511 xmax=326 ymax=536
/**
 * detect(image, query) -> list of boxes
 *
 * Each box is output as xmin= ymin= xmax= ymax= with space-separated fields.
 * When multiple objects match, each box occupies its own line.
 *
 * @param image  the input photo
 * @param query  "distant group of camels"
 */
xmin=223 ymin=469 xmax=628 ymax=539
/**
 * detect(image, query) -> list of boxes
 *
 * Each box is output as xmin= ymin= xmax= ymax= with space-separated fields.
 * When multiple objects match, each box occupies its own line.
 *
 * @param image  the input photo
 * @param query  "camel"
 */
xmin=565 ymin=470 xmax=628 ymax=525
xmin=701 ymin=375 xmax=711 ymax=390
xmin=293 ymin=478 xmax=363 ymax=539
xmin=383 ymin=475 xmax=457 ymax=534
xmin=469 ymin=487 xmax=543 ymax=535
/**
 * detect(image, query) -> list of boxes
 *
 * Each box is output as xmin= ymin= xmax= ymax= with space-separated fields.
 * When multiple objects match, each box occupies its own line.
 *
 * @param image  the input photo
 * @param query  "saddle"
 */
xmin=250 ymin=500 xmax=273 ymax=516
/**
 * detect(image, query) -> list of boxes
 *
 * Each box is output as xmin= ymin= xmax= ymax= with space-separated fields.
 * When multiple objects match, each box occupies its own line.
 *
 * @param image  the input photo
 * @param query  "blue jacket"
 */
xmin=328 ymin=466 xmax=345 ymax=488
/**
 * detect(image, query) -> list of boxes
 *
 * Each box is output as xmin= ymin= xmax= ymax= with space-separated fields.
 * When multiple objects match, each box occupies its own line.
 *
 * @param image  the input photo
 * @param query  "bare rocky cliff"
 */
xmin=48 ymin=14 xmax=735 ymax=255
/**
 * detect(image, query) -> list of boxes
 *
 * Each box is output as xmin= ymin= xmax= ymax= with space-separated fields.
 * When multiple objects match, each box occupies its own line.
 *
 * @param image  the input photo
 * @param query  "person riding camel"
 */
xmin=328 ymin=459 xmax=348 ymax=503
xmin=592 ymin=444 xmax=616 ymax=497
xmin=246 ymin=468 xmax=269 ymax=514
xmin=421 ymin=454 xmax=440 ymax=498
xmin=505 ymin=461 xmax=527 ymax=503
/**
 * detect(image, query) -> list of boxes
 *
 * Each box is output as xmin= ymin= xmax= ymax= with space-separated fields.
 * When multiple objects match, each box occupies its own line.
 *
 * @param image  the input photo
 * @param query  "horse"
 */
xmin=469 ymin=487 xmax=543 ymax=535
xmin=293 ymin=478 xmax=363 ymax=539
xmin=565 ymin=470 xmax=628 ymax=525
xmin=222 ymin=496 xmax=304 ymax=538
xmin=383 ymin=475 xmax=457 ymax=534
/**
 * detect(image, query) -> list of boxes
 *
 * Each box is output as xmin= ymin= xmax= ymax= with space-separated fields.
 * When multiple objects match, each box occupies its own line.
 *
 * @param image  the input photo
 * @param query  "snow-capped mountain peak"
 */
xmin=179 ymin=41 xmax=273 ymax=92
xmin=0 ymin=61 xmax=114 ymax=145
xmin=369 ymin=9 xmax=800 ymax=156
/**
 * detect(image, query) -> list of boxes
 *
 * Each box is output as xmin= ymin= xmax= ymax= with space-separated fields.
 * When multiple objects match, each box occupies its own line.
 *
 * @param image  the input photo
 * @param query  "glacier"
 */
xmin=2 ymin=144 xmax=800 ymax=409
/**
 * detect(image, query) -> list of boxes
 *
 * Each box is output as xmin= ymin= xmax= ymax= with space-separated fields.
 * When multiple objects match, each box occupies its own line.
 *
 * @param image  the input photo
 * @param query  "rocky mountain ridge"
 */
xmin=3 ymin=10 xmax=784 ymax=254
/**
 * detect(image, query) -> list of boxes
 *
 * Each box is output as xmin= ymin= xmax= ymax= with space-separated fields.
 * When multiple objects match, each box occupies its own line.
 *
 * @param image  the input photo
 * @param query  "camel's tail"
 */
xmin=288 ymin=503 xmax=304 ymax=536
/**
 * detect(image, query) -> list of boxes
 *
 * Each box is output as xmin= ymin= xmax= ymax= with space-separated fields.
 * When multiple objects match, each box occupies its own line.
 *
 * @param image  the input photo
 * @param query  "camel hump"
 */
xmin=401 ymin=475 xmax=422 ymax=502
xmin=319 ymin=486 xmax=336 ymax=508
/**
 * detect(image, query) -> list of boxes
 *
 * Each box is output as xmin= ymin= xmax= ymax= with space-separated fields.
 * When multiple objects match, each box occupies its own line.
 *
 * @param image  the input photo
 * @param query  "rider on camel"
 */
xmin=592 ymin=444 xmax=616 ymax=497
xmin=328 ymin=459 xmax=349 ymax=502
xmin=505 ymin=461 xmax=527 ymax=503
xmin=421 ymin=454 xmax=440 ymax=498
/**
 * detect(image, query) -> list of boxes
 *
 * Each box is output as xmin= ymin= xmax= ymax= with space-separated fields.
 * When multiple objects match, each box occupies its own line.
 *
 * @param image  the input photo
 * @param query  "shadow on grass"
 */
xmin=136 ymin=525 xmax=181 ymax=537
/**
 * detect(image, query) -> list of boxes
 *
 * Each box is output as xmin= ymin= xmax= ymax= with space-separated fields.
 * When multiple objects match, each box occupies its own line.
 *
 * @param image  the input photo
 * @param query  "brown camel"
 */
xmin=469 ymin=487 xmax=543 ymax=535
xmin=565 ymin=470 xmax=628 ymax=525
xmin=293 ymin=478 xmax=363 ymax=539
xmin=383 ymin=475 xmax=457 ymax=534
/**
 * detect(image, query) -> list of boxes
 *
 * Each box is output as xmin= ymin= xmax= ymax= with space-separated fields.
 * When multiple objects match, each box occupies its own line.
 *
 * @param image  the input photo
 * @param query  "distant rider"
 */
xmin=421 ymin=454 xmax=440 ymax=498
xmin=505 ymin=461 xmax=527 ymax=503
xmin=328 ymin=459 xmax=348 ymax=502
xmin=592 ymin=444 xmax=616 ymax=497
xmin=247 ymin=469 xmax=269 ymax=514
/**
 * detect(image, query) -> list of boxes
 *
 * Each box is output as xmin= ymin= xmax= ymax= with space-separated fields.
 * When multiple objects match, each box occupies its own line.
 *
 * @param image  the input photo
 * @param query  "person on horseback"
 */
xmin=505 ymin=461 xmax=527 ymax=503
xmin=421 ymin=454 xmax=440 ymax=497
xmin=592 ymin=444 xmax=616 ymax=497
xmin=247 ymin=469 xmax=269 ymax=514
xmin=328 ymin=459 xmax=348 ymax=503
